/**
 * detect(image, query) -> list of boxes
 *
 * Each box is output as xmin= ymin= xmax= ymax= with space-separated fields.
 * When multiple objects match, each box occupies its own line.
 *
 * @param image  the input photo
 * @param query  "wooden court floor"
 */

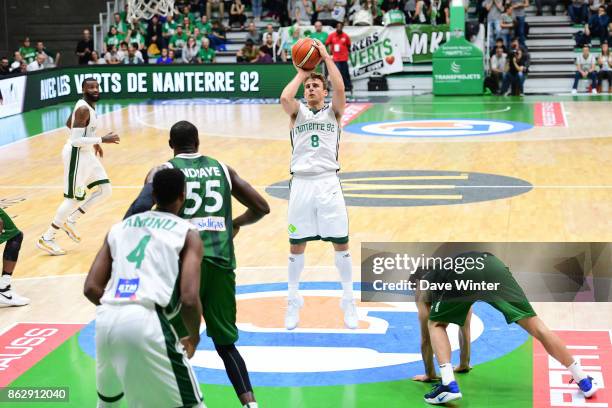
xmin=1 ymin=95 xmax=612 ymax=332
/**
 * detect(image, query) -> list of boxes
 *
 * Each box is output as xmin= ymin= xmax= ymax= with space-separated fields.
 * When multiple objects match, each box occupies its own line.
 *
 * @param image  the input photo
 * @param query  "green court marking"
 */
xmin=10 ymin=333 xmax=532 ymax=408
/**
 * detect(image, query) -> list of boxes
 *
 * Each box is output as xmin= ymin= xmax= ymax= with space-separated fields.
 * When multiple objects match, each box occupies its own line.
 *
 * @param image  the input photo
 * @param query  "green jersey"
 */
xmin=196 ymin=21 xmax=212 ymax=34
xmin=308 ymin=31 xmax=328 ymax=44
xmin=19 ymin=46 xmax=36 ymax=63
xmin=167 ymin=153 xmax=235 ymax=269
xmin=105 ymin=33 xmax=125 ymax=48
xmin=170 ymin=33 xmax=188 ymax=49
xmin=198 ymin=47 xmax=216 ymax=63
xmin=163 ymin=20 xmax=178 ymax=36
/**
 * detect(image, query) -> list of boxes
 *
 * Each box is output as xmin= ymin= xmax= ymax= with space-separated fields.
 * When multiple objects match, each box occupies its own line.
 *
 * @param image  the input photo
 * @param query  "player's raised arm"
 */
xmin=83 ymin=235 xmax=113 ymax=305
xmin=179 ymin=229 xmax=204 ymax=358
xmin=313 ymin=39 xmax=345 ymax=117
xmin=228 ymin=166 xmax=270 ymax=237
xmin=280 ymin=68 xmax=309 ymax=117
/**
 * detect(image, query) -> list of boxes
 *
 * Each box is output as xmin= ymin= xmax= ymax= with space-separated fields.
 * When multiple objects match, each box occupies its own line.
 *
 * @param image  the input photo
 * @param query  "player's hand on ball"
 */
xmin=312 ymin=39 xmax=330 ymax=60
xmin=94 ymin=144 xmax=104 ymax=158
xmin=101 ymin=132 xmax=120 ymax=144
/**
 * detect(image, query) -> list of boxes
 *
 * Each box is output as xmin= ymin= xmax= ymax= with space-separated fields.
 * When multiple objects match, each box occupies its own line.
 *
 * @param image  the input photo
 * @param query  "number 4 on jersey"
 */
xmin=126 ymin=235 xmax=152 ymax=269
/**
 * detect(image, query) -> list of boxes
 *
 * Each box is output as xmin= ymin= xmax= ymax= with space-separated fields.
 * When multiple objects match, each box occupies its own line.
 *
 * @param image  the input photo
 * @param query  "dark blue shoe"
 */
xmin=424 ymin=381 xmax=462 ymax=404
xmin=573 ymin=376 xmax=598 ymax=398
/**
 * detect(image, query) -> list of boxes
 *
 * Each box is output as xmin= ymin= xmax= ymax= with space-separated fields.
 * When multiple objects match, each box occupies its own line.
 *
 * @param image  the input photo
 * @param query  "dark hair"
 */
xmin=153 ymin=168 xmax=186 ymax=207
xmin=82 ymin=77 xmax=98 ymax=87
xmin=170 ymin=120 xmax=199 ymax=149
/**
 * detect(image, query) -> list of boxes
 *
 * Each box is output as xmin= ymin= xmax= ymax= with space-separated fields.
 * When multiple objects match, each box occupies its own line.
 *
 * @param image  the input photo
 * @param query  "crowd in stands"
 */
xmin=484 ymin=0 xmax=612 ymax=94
xmin=0 ymin=37 xmax=61 ymax=75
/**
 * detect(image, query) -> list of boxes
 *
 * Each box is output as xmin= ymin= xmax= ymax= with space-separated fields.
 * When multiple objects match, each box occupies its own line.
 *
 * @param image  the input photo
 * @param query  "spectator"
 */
xmin=237 ymin=38 xmax=260 ymax=62
xmin=489 ymin=46 xmax=507 ymax=93
xmin=182 ymin=17 xmax=194 ymax=35
xmin=309 ymin=21 xmax=329 ymax=43
xmin=105 ymin=26 xmax=124 ymax=53
xmin=104 ymin=44 xmax=122 ymax=64
xmin=597 ymin=41 xmax=611 ymax=92
xmin=382 ymin=0 xmax=407 ymax=25
xmin=10 ymin=51 xmax=23 ymax=72
xmin=198 ymin=38 xmax=217 ymax=63
xmin=157 ymin=48 xmax=174 ymax=64
xmin=263 ymin=24 xmax=280 ymax=44
xmin=404 ymin=0 xmax=417 ymax=23
xmin=113 ymin=12 xmax=128 ymax=35
xmin=126 ymin=26 xmax=147 ymax=62
xmin=76 ymin=29 xmax=94 ymax=65
xmin=18 ymin=37 xmax=36 ymax=64
xmin=182 ymin=36 xmax=201 ymax=63
xmin=589 ymin=0 xmax=602 ymax=16
xmin=148 ymin=35 xmax=163 ymax=59
xmin=88 ymin=50 xmax=107 ymax=65
xmin=35 ymin=41 xmax=60 ymax=68
xmin=500 ymin=47 xmax=527 ymax=95
xmin=431 ymin=0 xmax=450 ymax=25
xmin=585 ymin=6 xmax=610 ymax=44
xmin=255 ymin=47 xmax=274 ymax=62
xmin=119 ymin=3 xmax=129 ymax=21
xmin=26 ymin=53 xmax=46 ymax=71
xmin=0 ymin=57 xmax=10 ymax=75
xmin=253 ymin=0 xmax=263 ymax=21
xmin=122 ymin=43 xmax=145 ymax=64
xmin=569 ymin=0 xmax=588 ymax=24
xmin=281 ymin=25 xmax=302 ymax=62
xmin=484 ymin=0 xmax=504 ymax=52
xmin=169 ymin=26 xmax=189 ymax=57
xmin=511 ymin=0 xmax=528 ymax=47
xmin=230 ymin=0 xmax=247 ymax=29
xmin=162 ymin=14 xmax=179 ymax=45
xmin=207 ymin=0 xmax=225 ymax=21
xmin=292 ymin=0 xmax=315 ymax=25
xmin=572 ymin=44 xmax=598 ymax=93
xmin=208 ymin=20 xmax=227 ymax=51
xmin=180 ymin=3 xmax=198 ymax=23
xmin=192 ymin=27 xmax=204 ymax=42
xmin=325 ymin=22 xmax=352 ymax=91
xmin=332 ymin=0 xmax=348 ymax=24
xmin=317 ymin=0 xmax=337 ymax=26
xmin=259 ymin=34 xmax=276 ymax=59
xmin=196 ymin=15 xmax=212 ymax=34
xmin=499 ymin=5 xmax=514 ymax=48
xmin=117 ymin=41 xmax=129 ymax=61
xmin=509 ymin=37 xmax=530 ymax=67
xmin=246 ymin=22 xmax=262 ymax=44
xmin=536 ymin=0 xmax=558 ymax=15
xmin=413 ymin=0 xmax=429 ymax=23
xmin=349 ymin=0 xmax=376 ymax=25
xmin=147 ymin=15 xmax=164 ymax=45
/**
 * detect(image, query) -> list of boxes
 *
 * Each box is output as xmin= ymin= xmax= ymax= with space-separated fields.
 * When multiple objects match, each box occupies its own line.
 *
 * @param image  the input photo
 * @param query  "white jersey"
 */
xmin=290 ymin=102 xmax=341 ymax=175
xmin=101 ymin=210 xmax=195 ymax=315
xmin=66 ymin=99 xmax=98 ymax=152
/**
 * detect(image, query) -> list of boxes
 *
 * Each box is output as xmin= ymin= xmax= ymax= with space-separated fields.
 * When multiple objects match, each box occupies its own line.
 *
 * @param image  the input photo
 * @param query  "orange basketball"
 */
xmin=291 ymin=38 xmax=322 ymax=71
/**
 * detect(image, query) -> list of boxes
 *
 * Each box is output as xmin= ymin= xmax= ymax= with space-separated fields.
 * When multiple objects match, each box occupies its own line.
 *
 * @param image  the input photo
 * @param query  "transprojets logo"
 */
xmin=451 ymin=61 xmax=461 ymax=73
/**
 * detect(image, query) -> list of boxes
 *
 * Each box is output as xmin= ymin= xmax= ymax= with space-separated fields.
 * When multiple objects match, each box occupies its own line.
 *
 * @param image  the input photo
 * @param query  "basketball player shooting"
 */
xmin=280 ymin=39 xmax=358 ymax=330
xmin=38 ymin=78 xmax=120 ymax=256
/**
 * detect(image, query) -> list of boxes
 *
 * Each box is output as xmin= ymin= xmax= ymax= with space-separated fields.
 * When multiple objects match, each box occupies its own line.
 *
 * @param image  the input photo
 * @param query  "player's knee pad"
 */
xmin=3 ymin=231 xmax=23 ymax=262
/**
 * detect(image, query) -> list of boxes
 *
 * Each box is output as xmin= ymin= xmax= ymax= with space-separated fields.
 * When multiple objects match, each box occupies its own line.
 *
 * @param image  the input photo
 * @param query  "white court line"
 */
xmin=560 ymin=102 xmax=569 ymax=127
xmin=3 ymin=185 xmax=612 ymax=190
xmin=389 ymin=106 xmax=511 ymax=115
xmin=12 ymin=266 xmax=356 ymax=282
xmin=0 ymin=107 xmax=130 ymax=151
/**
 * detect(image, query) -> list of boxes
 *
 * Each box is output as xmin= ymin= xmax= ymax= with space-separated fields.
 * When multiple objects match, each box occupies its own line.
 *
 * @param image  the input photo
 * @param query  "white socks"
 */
xmin=567 ymin=360 xmax=588 ymax=382
xmin=287 ymin=253 xmax=304 ymax=299
xmin=0 ymin=274 xmax=10 ymax=290
xmin=335 ymin=250 xmax=353 ymax=300
xmin=439 ymin=363 xmax=455 ymax=385
xmin=43 ymin=199 xmax=77 ymax=239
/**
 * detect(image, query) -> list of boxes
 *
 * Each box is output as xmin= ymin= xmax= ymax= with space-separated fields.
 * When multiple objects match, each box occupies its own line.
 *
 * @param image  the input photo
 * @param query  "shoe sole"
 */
xmin=583 ymin=385 xmax=598 ymax=398
xmin=61 ymin=224 xmax=81 ymax=243
xmin=36 ymin=240 xmax=66 ymax=256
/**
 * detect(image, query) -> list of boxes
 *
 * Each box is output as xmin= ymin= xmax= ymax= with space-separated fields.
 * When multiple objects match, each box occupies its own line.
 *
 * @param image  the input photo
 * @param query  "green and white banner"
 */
xmin=24 ymin=64 xmax=297 ymax=111
xmin=279 ymin=25 xmax=405 ymax=80
xmin=404 ymin=24 xmax=450 ymax=63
